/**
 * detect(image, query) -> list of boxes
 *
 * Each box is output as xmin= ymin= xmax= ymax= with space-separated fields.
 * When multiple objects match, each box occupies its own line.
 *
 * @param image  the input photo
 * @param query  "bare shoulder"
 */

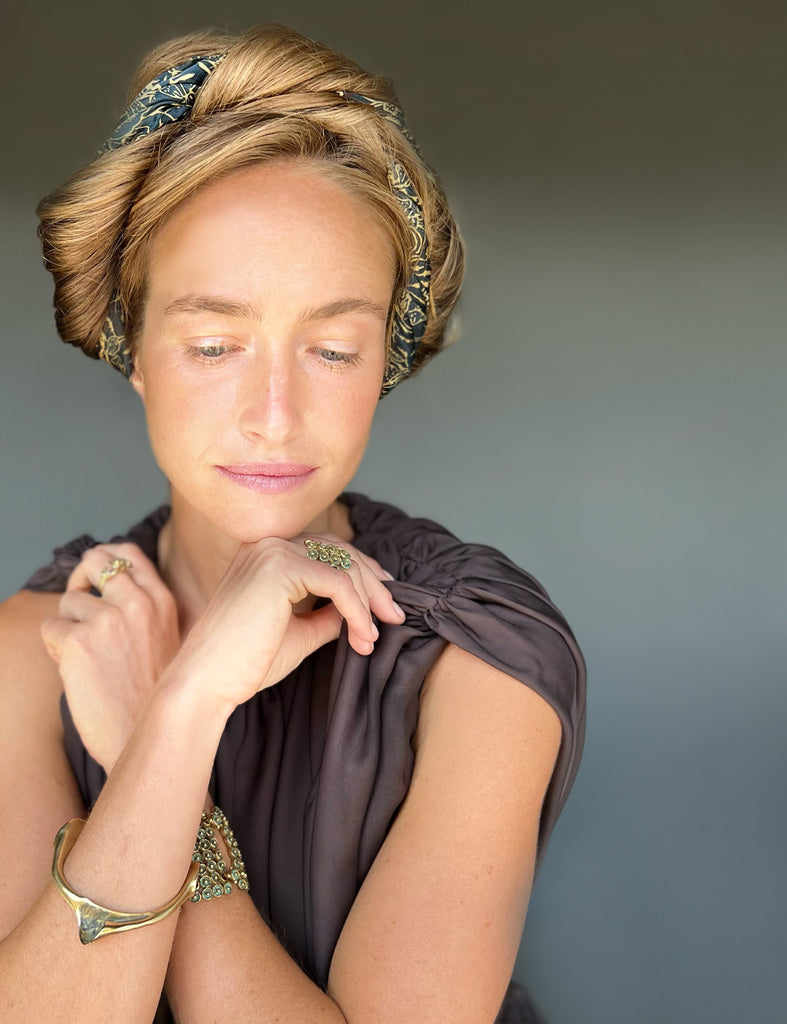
xmin=411 ymin=642 xmax=562 ymax=879
xmin=0 ymin=588 xmax=65 ymax=702
xmin=414 ymin=642 xmax=562 ymax=785
xmin=0 ymin=590 xmax=85 ymax=939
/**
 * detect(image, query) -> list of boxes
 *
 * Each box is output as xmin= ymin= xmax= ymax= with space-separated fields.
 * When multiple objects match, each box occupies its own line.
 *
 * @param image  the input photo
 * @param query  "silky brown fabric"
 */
xmin=25 ymin=493 xmax=585 ymax=1021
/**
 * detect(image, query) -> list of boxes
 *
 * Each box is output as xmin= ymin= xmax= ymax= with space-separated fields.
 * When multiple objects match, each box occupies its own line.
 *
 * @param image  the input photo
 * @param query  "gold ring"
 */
xmin=97 ymin=557 xmax=133 ymax=594
xmin=304 ymin=539 xmax=352 ymax=571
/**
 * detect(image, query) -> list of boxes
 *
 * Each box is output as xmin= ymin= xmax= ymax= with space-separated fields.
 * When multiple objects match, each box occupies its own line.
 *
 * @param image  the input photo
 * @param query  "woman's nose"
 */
xmin=238 ymin=349 xmax=303 ymax=444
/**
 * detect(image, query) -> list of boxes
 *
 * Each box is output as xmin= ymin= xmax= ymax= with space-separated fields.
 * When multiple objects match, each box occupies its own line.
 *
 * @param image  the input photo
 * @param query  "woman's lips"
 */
xmin=216 ymin=463 xmax=317 ymax=493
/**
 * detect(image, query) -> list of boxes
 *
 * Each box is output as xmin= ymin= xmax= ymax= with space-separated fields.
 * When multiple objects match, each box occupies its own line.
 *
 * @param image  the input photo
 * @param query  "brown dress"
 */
xmin=24 ymin=493 xmax=586 ymax=1023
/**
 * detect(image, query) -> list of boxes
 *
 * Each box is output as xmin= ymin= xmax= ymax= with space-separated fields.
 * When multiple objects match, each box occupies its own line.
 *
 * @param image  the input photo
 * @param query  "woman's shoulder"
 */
xmin=346 ymin=491 xmax=539 ymax=577
xmin=0 ymin=588 xmax=63 ymax=647
xmin=346 ymin=492 xmax=587 ymax=842
xmin=0 ymin=588 xmax=66 ymax=731
xmin=345 ymin=492 xmax=570 ymax=621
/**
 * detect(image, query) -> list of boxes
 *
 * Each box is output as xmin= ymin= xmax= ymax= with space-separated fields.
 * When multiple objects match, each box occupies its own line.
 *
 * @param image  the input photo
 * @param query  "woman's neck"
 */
xmin=156 ymin=504 xmax=237 ymax=637
xmin=156 ymin=493 xmax=353 ymax=637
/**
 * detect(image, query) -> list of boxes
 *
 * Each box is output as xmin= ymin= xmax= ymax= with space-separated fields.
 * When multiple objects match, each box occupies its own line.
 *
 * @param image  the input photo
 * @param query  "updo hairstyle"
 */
xmin=36 ymin=25 xmax=465 ymax=379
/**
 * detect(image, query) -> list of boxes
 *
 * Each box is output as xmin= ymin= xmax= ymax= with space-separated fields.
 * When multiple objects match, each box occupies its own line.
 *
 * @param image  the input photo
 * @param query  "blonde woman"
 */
xmin=0 ymin=25 xmax=585 ymax=1024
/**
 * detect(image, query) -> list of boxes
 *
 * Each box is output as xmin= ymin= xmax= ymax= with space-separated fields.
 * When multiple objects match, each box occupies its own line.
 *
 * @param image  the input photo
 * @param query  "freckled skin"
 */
xmin=131 ymin=160 xmax=395 ymax=547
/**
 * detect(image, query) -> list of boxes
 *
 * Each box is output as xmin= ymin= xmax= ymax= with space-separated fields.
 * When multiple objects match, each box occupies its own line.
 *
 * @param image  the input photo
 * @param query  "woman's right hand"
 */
xmin=170 ymin=534 xmax=404 ymax=712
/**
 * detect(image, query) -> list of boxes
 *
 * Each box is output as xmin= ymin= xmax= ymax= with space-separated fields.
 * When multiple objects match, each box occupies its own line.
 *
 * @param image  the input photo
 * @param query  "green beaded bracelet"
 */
xmin=191 ymin=805 xmax=249 ymax=903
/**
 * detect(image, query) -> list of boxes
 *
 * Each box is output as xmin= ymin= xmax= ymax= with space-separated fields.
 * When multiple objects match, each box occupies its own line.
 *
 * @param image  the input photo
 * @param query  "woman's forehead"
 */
xmin=142 ymin=163 xmax=397 ymax=319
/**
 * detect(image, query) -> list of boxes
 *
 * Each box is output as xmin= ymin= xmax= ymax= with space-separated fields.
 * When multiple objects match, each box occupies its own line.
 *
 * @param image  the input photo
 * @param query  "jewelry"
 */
xmin=96 ymin=556 xmax=133 ymax=594
xmin=191 ymin=805 xmax=249 ymax=903
xmin=95 ymin=53 xmax=226 ymax=379
xmin=52 ymin=818 xmax=199 ymax=944
xmin=304 ymin=539 xmax=352 ymax=571
xmin=335 ymin=90 xmax=431 ymax=395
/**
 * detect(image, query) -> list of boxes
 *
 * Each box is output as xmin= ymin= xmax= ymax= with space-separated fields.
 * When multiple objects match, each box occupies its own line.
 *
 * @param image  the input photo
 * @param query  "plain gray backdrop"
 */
xmin=2 ymin=2 xmax=786 ymax=1021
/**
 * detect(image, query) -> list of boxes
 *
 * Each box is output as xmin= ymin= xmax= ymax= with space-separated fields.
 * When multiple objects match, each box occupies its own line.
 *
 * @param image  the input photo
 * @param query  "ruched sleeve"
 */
xmin=343 ymin=493 xmax=586 ymax=857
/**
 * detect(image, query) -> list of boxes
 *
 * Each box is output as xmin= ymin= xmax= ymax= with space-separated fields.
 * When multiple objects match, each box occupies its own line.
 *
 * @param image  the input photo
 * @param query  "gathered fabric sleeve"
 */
xmin=344 ymin=493 xmax=586 ymax=859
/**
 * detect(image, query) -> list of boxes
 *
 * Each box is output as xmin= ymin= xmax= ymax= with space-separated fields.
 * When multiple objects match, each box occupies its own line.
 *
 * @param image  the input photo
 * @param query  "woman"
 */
xmin=0 ymin=24 xmax=585 ymax=1024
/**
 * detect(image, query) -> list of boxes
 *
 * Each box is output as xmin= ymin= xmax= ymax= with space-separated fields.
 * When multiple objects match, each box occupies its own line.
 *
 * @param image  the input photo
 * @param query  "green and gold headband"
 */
xmin=97 ymin=56 xmax=431 ymax=396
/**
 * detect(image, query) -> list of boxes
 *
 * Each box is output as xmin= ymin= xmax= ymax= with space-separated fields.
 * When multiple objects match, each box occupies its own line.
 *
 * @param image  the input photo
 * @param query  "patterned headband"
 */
xmin=96 ymin=55 xmax=431 ymax=397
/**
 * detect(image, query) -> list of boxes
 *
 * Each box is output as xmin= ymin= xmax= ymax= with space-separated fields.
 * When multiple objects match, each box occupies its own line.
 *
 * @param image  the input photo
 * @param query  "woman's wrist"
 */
xmin=154 ymin=660 xmax=238 ymax=738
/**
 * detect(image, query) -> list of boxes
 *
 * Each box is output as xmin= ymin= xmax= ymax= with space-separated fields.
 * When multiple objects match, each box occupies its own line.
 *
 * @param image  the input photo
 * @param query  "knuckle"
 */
xmin=95 ymin=602 xmax=123 ymax=632
xmin=114 ymin=541 xmax=145 ymax=562
xmin=40 ymin=617 xmax=57 ymax=646
xmin=335 ymin=571 xmax=359 ymax=597
xmin=159 ymin=588 xmax=177 ymax=618
xmin=123 ymin=589 xmax=148 ymax=616
xmin=64 ymin=622 xmax=94 ymax=656
xmin=84 ymin=544 xmax=110 ymax=564
xmin=258 ymin=538 xmax=290 ymax=570
xmin=71 ymin=546 xmax=107 ymax=580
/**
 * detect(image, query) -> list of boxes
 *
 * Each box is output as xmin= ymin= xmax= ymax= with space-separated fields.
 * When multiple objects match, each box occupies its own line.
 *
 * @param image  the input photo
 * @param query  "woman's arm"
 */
xmin=0 ymin=535 xmax=397 ymax=1023
xmin=0 ymin=591 xmax=86 ymax=939
xmin=329 ymin=644 xmax=561 ymax=1022
xmin=163 ymin=644 xmax=561 ymax=1024
xmin=0 ymin=590 xmax=228 ymax=1023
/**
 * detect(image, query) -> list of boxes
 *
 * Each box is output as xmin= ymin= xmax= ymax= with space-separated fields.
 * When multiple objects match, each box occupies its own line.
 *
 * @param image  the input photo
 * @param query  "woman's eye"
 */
xmin=316 ymin=348 xmax=361 ymax=366
xmin=185 ymin=343 xmax=235 ymax=361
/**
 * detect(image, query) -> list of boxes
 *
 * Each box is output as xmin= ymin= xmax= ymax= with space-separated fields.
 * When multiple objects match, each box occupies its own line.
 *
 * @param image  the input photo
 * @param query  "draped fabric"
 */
xmin=25 ymin=493 xmax=585 ymax=1022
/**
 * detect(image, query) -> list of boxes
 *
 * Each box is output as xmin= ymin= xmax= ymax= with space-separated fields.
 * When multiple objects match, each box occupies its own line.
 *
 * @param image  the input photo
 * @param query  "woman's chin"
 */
xmin=185 ymin=499 xmax=338 ymax=546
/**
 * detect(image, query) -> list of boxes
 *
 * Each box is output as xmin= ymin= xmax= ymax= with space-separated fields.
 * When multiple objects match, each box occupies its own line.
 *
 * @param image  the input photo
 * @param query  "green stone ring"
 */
xmin=304 ymin=539 xmax=353 ymax=571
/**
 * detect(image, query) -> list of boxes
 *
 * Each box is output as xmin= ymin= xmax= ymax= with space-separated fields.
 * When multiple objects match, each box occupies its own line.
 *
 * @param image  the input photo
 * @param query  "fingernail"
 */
xmin=382 ymin=570 xmax=395 ymax=581
xmin=392 ymin=601 xmax=405 ymax=620
xmin=371 ymin=622 xmax=379 ymax=640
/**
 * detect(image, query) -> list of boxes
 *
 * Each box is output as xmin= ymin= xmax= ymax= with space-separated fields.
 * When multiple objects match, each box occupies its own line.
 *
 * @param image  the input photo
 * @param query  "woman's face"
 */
xmin=131 ymin=160 xmax=394 ymax=542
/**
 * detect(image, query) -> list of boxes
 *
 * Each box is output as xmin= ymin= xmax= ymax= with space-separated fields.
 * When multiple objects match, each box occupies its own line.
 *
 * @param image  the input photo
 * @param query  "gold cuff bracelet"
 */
xmin=52 ymin=818 xmax=199 ymax=944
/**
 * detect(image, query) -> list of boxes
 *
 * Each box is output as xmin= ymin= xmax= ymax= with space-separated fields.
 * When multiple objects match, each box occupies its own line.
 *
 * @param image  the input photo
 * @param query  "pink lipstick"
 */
xmin=216 ymin=463 xmax=316 ymax=494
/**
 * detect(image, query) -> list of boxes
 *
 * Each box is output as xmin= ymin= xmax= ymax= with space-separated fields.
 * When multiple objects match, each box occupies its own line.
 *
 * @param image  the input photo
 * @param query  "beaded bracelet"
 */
xmin=191 ymin=805 xmax=249 ymax=903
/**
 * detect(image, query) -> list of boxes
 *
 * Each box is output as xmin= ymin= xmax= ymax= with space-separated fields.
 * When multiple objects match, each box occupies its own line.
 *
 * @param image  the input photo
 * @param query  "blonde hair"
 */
xmin=37 ymin=25 xmax=465 ymax=379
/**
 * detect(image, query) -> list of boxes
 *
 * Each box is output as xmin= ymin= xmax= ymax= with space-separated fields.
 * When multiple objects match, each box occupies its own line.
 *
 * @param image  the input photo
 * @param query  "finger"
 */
xmin=350 ymin=557 xmax=405 ymax=625
xmin=295 ymin=603 xmax=343 ymax=656
xmin=67 ymin=544 xmax=174 ymax=618
xmin=67 ymin=545 xmax=137 ymax=594
xmin=40 ymin=616 xmax=69 ymax=664
xmin=289 ymin=560 xmax=378 ymax=652
xmin=354 ymin=551 xmax=395 ymax=583
xmin=58 ymin=589 xmax=102 ymax=622
xmin=340 ymin=558 xmax=373 ymax=620
xmin=341 ymin=556 xmax=405 ymax=628
xmin=297 ymin=535 xmax=404 ymax=626
xmin=309 ymin=533 xmax=394 ymax=582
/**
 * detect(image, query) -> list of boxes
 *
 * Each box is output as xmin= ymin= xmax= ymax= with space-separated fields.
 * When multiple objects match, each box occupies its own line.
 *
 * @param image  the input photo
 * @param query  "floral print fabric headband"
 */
xmin=97 ymin=55 xmax=431 ymax=397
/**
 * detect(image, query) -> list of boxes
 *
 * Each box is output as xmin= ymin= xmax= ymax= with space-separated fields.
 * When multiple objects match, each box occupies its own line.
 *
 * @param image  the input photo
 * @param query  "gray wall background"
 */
xmin=2 ymin=2 xmax=785 ymax=1021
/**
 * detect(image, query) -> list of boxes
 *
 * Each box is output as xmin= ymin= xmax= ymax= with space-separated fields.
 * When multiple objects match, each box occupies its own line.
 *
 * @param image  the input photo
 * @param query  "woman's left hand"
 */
xmin=40 ymin=542 xmax=180 ymax=773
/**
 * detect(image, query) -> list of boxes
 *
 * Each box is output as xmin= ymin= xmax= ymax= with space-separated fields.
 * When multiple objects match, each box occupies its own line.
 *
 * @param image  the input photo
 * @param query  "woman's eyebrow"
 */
xmin=296 ymin=298 xmax=389 ymax=323
xmin=162 ymin=295 xmax=388 ymax=323
xmin=163 ymin=295 xmax=260 ymax=320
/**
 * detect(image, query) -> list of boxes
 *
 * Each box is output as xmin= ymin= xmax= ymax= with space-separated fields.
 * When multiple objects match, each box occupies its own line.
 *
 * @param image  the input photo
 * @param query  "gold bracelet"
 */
xmin=52 ymin=819 xmax=199 ymax=944
xmin=191 ymin=805 xmax=249 ymax=903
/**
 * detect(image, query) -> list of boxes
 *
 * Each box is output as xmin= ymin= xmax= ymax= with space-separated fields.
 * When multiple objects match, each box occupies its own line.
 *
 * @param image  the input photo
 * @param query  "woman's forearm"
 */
xmin=166 ymin=889 xmax=349 ymax=1024
xmin=0 ymin=673 xmax=229 ymax=1023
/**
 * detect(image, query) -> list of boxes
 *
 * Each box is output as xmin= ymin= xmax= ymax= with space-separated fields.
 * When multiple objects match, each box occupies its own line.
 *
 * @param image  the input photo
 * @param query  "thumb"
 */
xmin=40 ymin=617 xmax=65 ymax=665
xmin=296 ymin=603 xmax=343 ymax=657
